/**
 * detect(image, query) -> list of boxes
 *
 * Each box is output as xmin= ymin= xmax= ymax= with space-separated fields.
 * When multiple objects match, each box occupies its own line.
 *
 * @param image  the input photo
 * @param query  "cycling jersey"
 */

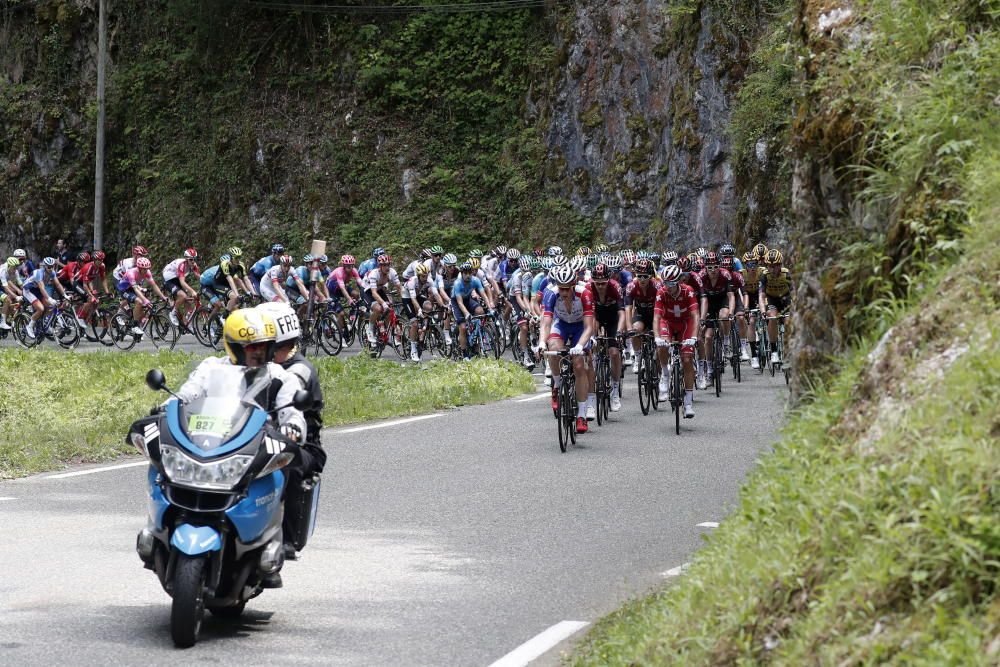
xmin=112 ymin=257 xmax=136 ymax=282
xmin=79 ymin=261 xmax=106 ymax=284
xmin=0 ymin=262 xmax=23 ymax=288
xmin=542 ymin=284 xmax=594 ymax=323
xmin=616 ymin=269 xmax=633 ymax=289
xmin=625 ymin=280 xmax=659 ymax=308
xmin=401 ymin=259 xmax=424 ymax=281
xmin=451 ymin=276 xmax=484 ymax=301
xmin=682 ymin=271 xmax=704 ymax=298
xmin=117 ymin=266 xmax=152 ymax=292
xmin=587 ymin=279 xmax=624 ymax=309
xmin=402 ymin=275 xmax=434 ymax=300
xmin=285 ymin=266 xmax=312 ymax=290
xmin=506 ymin=269 xmax=533 ymax=299
xmin=759 ymin=267 xmax=792 ymax=297
xmin=326 ymin=267 xmax=361 ymax=293
xmin=482 ymin=257 xmax=500 ymax=283
xmin=162 ymin=258 xmax=196 ymax=281
xmin=654 ymin=284 xmax=699 ymax=323
xmin=362 ymin=267 xmax=401 ymax=293
xmin=357 ymin=257 xmax=378 ymax=278
xmin=57 ymin=261 xmax=80 ymax=284
xmin=249 ymin=255 xmax=277 ymax=279
xmin=22 ymin=267 xmax=56 ymax=302
xmin=531 ymin=273 xmax=546 ymax=298
xmin=729 ymin=269 xmax=746 ymax=295
xmin=741 ymin=266 xmax=762 ymax=291
xmin=435 ymin=270 xmax=458 ymax=297
xmin=698 ymin=268 xmax=734 ymax=299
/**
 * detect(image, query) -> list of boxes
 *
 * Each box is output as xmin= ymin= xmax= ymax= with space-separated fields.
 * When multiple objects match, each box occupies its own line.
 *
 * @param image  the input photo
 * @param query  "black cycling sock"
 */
xmin=750 ymin=341 xmax=758 ymax=355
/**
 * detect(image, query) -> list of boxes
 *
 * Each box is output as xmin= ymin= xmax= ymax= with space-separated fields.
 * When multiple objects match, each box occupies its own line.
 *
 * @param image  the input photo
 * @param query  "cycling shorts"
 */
xmin=595 ymin=308 xmax=621 ymax=348
xmin=703 ymin=295 xmax=730 ymax=326
xmin=746 ymin=291 xmax=760 ymax=311
xmin=164 ymin=278 xmax=184 ymax=296
xmin=765 ymin=295 xmax=791 ymax=313
xmin=549 ymin=319 xmax=592 ymax=350
xmin=451 ymin=297 xmax=481 ymax=324
xmin=630 ymin=304 xmax=654 ymax=329
xmin=202 ymin=285 xmax=226 ymax=305
xmin=258 ymin=279 xmax=282 ymax=303
xmin=23 ymin=286 xmax=46 ymax=304
xmin=659 ymin=320 xmax=696 ymax=353
xmin=405 ymin=295 xmax=430 ymax=321
xmin=363 ymin=288 xmax=389 ymax=309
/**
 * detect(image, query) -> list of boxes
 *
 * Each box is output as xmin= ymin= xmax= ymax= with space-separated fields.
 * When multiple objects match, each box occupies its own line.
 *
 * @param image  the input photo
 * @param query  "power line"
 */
xmin=226 ymin=0 xmax=565 ymax=15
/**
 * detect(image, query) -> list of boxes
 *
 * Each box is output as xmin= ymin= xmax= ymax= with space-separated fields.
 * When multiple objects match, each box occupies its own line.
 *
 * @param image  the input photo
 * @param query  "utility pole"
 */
xmin=93 ymin=0 xmax=106 ymax=251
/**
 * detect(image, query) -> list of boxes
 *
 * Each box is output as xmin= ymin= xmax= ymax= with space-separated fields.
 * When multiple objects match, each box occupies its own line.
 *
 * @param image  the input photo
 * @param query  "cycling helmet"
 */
xmin=227 ymin=246 xmax=243 ymax=258
xmin=662 ymin=250 xmax=679 ymax=264
xmin=649 ymin=252 xmax=661 ymax=264
xmin=279 ymin=254 xmax=294 ymax=266
xmin=420 ymin=248 xmax=432 ymax=260
xmin=719 ymin=242 xmax=736 ymax=257
xmin=303 ymin=253 xmax=315 ymax=263
xmin=686 ymin=252 xmax=699 ymax=264
xmin=742 ymin=251 xmax=756 ymax=264
xmin=183 ymin=248 xmax=198 ymax=259
xmin=220 ymin=254 xmax=232 ymax=263
xmin=442 ymin=253 xmax=458 ymax=267
xmin=77 ymin=252 xmax=91 ymax=263
xmin=256 ymin=302 xmax=300 ymax=344
xmin=695 ymin=257 xmax=706 ymax=271
xmin=133 ymin=245 xmax=149 ymax=257
xmin=533 ymin=248 xmax=545 ymax=257
xmin=550 ymin=264 xmax=576 ymax=286
xmin=705 ymin=251 xmax=720 ymax=267
xmin=636 ymin=250 xmax=650 ymax=260
xmin=318 ymin=254 xmax=328 ymax=264
xmin=570 ymin=256 xmax=587 ymax=273
xmin=586 ymin=254 xmax=598 ymax=268
xmin=469 ymin=257 xmax=481 ymax=270
xmin=721 ymin=256 xmax=734 ymax=269
xmin=547 ymin=246 xmax=563 ymax=257
xmin=519 ymin=256 xmax=532 ymax=271
xmin=634 ymin=258 xmax=653 ymax=276
xmin=414 ymin=262 xmax=430 ymax=277
xmin=6 ymin=257 xmax=19 ymax=268
xmin=429 ymin=245 xmax=444 ymax=256
xmin=540 ymin=257 xmax=553 ymax=271
xmin=13 ymin=249 xmax=26 ymax=259
xmin=92 ymin=250 xmax=106 ymax=262
xmin=372 ymin=247 xmax=386 ymax=259
xmin=341 ymin=254 xmax=356 ymax=266
xmin=552 ymin=254 xmax=568 ymax=266
xmin=606 ymin=254 xmax=623 ymax=270
xmin=506 ymin=248 xmax=521 ymax=261
xmin=135 ymin=257 xmax=152 ymax=270
xmin=494 ymin=245 xmax=508 ymax=257
xmin=676 ymin=256 xmax=691 ymax=271
xmin=752 ymin=243 xmax=768 ymax=259
xmin=592 ymin=263 xmax=610 ymax=280
xmin=764 ymin=249 xmax=783 ymax=264
xmin=468 ymin=248 xmax=484 ymax=259
xmin=223 ymin=308 xmax=276 ymax=365
xmin=695 ymin=247 xmax=707 ymax=258
xmin=459 ymin=261 xmax=473 ymax=272
xmin=576 ymin=246 xmax=591 ymax=257
xmin=376 ymin=254 xmax=391 ymax=265
xmin=621 ymin=249 xmax=636 ymax=265
xmin=662 ymin=265 xmax=682 ymax=282
xmin=594 ymin=243 xmax=610 ymax=254
xmin=530 ymin=257 xmax=542 ymax=271
xmin=271 ymin=243 xmax=285 ymax=254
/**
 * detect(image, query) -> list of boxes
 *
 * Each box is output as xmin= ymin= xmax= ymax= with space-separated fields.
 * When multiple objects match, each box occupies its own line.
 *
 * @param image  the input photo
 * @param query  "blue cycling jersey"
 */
xmin=250 ymin=256 xmax=276 ymax=279
xmin=451 ymin=276 xmax=484 ymax=301
xmin=357 ymin=258 xmax=377 ymax=278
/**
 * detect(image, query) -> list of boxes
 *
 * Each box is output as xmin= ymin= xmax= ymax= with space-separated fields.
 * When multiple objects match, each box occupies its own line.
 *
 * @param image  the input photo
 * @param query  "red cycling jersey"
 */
xmin=683 ymin=270 xmax=704 ymax=298
xmin=587 ymin=279 xmax=624 ymax=309
xmin=79 ymin=261 xmax=106 ymax=284
xmin=698 ymin=268 xmax=734 ymax=299
xmin=57 ymin=261 xmax=80 ymax=283
xmin=625 ymin=279 xmax=659 ymax=307
xmin=655 ymin=283 xmax=698 ymax=346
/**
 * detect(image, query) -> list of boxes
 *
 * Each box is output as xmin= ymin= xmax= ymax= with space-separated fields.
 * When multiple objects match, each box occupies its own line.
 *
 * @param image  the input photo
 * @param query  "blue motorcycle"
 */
xmin=129 ymin=366 xmax=318 ymax=647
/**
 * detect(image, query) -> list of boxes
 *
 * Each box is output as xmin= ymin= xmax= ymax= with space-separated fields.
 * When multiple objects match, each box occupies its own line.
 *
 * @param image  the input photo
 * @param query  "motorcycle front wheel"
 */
xmin=171 ymin=554 xmax=207 ymax=648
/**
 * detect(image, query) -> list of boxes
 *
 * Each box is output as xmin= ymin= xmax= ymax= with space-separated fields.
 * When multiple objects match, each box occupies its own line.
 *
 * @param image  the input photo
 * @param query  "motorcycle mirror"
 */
xmin=146 ymin=369 xmax=167 ymax=391
xmin=292 ymin=389 xmax=311 ymax=411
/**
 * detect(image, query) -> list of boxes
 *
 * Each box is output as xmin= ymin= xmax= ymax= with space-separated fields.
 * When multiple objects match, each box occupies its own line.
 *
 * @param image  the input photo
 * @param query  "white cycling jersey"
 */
xmin=113 ymin=257 xmax=136 ymax=282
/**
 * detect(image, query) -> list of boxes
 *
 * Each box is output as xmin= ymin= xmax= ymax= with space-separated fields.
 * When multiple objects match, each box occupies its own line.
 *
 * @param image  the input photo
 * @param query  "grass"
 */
xmin=0 ymin=352 xmax=534 ymax=479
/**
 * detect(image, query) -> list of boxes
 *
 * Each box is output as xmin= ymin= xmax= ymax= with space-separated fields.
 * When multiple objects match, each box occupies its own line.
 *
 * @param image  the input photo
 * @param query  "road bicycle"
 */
xmin=592 ymin=335 xmax=618 ymax=426
xmin=361 ymin=300 xmax=406 ymax=359
xmin=765 ymin=312 xmax=791 ymax=385
xmin=659 ymin=340 xmax=685 ymax=435
xmin=13 ymin=298 xmax=79 ymax=349
xmin=703 ymin=318 xmax=726 ymax=398
xmin=749 ymin=308 xmax=768 ymax=373
xmin=545 ymin=350 xmax=577 ymax=452
xmin=465 ymin=313 xmax=501 ymax=360
xmin=628 ymin=331 xmax=660 ymax=415
xmin=728 ymin=315 xmax=742 ymax=383
xmin=401 ymin=307 xmax=446 ymax=361
xmin=110 ymin=298 xmax=175 ymax=351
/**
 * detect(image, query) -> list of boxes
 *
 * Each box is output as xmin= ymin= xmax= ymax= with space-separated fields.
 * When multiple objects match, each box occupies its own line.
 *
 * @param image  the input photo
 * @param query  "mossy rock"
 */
xmin=579 ymin=102 xmax=604 ymax=129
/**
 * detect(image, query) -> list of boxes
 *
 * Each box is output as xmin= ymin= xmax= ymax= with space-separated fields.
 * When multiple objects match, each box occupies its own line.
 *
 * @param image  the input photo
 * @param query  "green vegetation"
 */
xmin=0 ymin=350 xmax=533 ymax=479
xmin=573 ymin=0 xmax=1000 ymax=662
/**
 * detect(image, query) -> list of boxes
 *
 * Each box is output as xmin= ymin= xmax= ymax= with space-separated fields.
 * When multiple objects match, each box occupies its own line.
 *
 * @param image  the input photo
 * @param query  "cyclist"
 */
xmin=13 ymin=249 xmax=34 ymax=279
xmin=507 ymin=255 xmax=535 ymax=367
xmin=402 ymin=262 xmax=442 ymax=361
xmin=258 ymin=254 xmax=295 ymax=303
xmin=117 ymin=256 xmax=165 ymax=337
xmin=201 ymin=249 xmax=253 ymax=317
xmin=741 ymin=249 xmax=764 ymax=368
xmin=284 ymin=254 xmax=319 ymax=317
xmin=722 ymin=255 xmax=751 ymax=361
xmin=77 ymin=250 xmax=109 ymax=330
xmin=327 ymin=254 xmax=362 ymax=336
xmin=0 ymin=257 xmax=24 ymax=330
xmin=249 ymin=243 xmax=285 ymax=296
xmin=162 ymin=248 xmax=201 ymax=327
xmin=719 ymin=242 xmax=742 ymax=272
xmin=362 ymin=253 xmax=403 ymax=348
xmin=759 ymin=249 xmax=793 ymax=364
xmin=539 ymin=264 xmax=595 ymax=434
xmin=56 ymin=251 xmax=85 ymax=295
xmin=112 ymin=245 xmax=148 ymax=286
xmin=587 ymin=262 xmax=625 ymax=412
xmin=434 ymin=253 xmax=459 ymax=347
xmin=358 ymin=247 xmax=386 ymax=279
xmin=403 ymin=249 xmax=433 ymax=281
xmin=451 ymin=261 xmax=495 ymax=360
xmin=653 ymin=264 xmax=699 ymax=418
xmin=698 ymin=251 xmax=735 ymax=386
xmin=625 ymin=258 xmax=659 ymax=374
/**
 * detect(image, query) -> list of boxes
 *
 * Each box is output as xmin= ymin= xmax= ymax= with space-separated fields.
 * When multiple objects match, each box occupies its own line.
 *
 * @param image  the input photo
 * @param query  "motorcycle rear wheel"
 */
xmin=171 ymin=554 xmax=207 ymax=648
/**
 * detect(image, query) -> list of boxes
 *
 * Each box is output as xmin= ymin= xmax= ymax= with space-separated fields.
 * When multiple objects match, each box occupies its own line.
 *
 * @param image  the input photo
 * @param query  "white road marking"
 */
xmin=515 ymin=392 xmax=551 ymax=403
xmin=488 ymin=621 xmax=590 ymax=667
xmin=335 ymin=413 xmax=442 ymax=434
xmin=662 ymin=563 xmax=690 ymax=577
xmin=46 ymin=461 xmax=148 ymax=479
xmin=0 ymin=497 xmax=17 ymax=501
xmin=697 ymin=521 xmax=720 ymax=528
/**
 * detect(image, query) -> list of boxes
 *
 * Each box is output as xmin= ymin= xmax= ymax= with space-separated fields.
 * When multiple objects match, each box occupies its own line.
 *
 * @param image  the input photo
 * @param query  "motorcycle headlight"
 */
xmin=130 ymin=432 xmax=147 ymax=456
xmin=159 ymin=444 xmax=254 ymax=491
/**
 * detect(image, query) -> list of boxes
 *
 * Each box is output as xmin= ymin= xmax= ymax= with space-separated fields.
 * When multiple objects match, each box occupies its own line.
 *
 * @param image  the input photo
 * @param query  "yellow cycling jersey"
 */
xmin=759 ymin=267 xmax=792 ymax=298
xmin=741 ymin=266 xmax=762 ymax=291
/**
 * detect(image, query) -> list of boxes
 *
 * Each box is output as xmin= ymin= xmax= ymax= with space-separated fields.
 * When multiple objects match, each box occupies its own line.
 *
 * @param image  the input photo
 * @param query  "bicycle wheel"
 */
xmin=650 ymin=357 xmax=661 ymax=411
xmin=390 ymin=317 xmax=407 ymax=360
xmin=318 ymin=313 xmax=343 ymax=356
xmin=111 ymin=313 xmax=138 ymax=350
xmin=14 ymin=313 xmax=39 ymax=348
xmin=482 ymin=321 xmax=501 ymax=360
xmin=191 ymin=309 xmax=213 ymax=348
xmin=637 ymin=354 xmax=650 ymax=416
xmin=595 ymin=357 xmax=606 ymax=427
xmin=87 ymin=306 xmax=112 ymax=345
xmin=672 ymin=362 xmax=682 ymax=435
xmin=149 ymin=310 xmax=177 ymax=350
xmin=55 ymin=312 xmax=80 ymax=349
xmin=557 ymin=375 xmax=573 ymax=452
xmin=566 ymin=379 xmax=577 ymax=446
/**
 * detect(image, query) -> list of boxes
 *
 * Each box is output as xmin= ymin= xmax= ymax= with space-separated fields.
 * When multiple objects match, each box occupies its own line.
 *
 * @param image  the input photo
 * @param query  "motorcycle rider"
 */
xmin=256 ymin=302 xmax=325 ymax=561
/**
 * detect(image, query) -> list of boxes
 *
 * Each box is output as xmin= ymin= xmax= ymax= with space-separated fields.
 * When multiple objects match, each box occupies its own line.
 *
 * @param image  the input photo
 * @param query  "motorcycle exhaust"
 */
xmin=258 ymin=539 xmax=284 ymax=574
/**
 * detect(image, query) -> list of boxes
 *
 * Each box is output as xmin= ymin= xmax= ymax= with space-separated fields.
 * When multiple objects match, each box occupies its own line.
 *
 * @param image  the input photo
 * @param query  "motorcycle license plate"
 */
xmin=187 ymin=414 xmax=231 ymax=435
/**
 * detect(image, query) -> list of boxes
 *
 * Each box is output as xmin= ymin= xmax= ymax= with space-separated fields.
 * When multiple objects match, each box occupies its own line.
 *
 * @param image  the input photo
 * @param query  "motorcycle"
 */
xmin=129 ymin=365 xmax=318 ymax=647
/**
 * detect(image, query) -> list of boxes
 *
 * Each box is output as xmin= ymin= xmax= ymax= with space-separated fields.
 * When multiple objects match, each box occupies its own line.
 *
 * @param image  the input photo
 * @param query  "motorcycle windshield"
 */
xmin=179 ymin=364 xmax=270 ymax=452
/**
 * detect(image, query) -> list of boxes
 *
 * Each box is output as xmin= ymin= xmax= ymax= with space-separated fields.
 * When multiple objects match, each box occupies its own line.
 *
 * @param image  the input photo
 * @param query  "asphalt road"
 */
xmin=0 ymin=364 xmax=787 ymax=666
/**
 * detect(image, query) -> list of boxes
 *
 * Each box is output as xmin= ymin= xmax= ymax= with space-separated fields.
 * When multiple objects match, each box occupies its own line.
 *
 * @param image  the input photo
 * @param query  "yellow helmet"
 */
xmin=223 ymin=308 xmax=276 ymax=365
xmin=415 ymin=262 xmax=430 ymax=277
xmin=752 ymin=243 xmax=768 ymax=260
xmin=468 ymin=257 xmax=481 ymax=270
xmin=764 ymin=249 xmax=783 ymax=265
